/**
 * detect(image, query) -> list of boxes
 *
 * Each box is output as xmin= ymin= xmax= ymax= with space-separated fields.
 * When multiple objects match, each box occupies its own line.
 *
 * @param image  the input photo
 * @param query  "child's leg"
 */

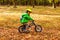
xmin=22 ymin=23 xmax=30 ymax=31
xmin=22 ymin=23 xmax=28 ymax=30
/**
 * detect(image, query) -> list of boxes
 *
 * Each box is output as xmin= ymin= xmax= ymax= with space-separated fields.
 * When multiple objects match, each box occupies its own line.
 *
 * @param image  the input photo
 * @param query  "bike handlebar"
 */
xmin=31 ymin=20 xmax=35 ymax=25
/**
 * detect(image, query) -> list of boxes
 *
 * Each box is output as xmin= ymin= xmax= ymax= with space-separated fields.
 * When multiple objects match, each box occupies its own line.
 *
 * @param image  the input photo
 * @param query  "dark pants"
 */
xmin=22 ymin=23 xmax=30 ymax=30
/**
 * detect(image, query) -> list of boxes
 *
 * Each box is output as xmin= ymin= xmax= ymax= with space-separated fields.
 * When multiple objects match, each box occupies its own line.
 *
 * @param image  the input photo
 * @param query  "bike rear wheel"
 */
xmin=18 ymin=25 xmax=30 ymax=33
xmin=18 ymin=25 xmax=24 ymax=33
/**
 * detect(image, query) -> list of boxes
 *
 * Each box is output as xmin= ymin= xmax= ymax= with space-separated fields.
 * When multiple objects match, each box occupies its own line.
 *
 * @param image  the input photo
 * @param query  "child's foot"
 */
xmin=23 ymin=30 xmax=30 ymax=33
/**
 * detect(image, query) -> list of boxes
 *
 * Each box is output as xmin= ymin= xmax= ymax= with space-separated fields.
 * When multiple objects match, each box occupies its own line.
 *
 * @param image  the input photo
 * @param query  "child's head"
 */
xmin=26 ymin=9 xmax=32 ymax=15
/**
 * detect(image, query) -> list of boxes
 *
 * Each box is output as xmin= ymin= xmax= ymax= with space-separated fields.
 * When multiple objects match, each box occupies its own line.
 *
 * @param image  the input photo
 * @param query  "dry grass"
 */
xmin=0 ymin=6 xmax=60 ymax=40
xmin=0 ymin=6 xmax=60 ymax=14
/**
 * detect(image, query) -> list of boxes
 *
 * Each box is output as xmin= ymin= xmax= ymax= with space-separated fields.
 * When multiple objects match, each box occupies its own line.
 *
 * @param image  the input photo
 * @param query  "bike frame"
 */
xmin=30 ymin=21 xmax=37 ymax=27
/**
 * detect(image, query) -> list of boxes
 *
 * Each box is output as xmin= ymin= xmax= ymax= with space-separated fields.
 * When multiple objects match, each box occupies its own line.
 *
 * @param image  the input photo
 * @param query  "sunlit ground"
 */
xmin=0 ymin=6 xmax=60 ymax=40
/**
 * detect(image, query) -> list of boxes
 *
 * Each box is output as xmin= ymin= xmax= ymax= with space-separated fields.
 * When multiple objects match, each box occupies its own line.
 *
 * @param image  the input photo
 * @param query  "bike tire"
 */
xmin=18 ymin=25 xmax=23 ymax=33
xmin=18 ymin=25 xmax=30 ymax=33
xmin=35 ymin=25 xmax=42 ymax=32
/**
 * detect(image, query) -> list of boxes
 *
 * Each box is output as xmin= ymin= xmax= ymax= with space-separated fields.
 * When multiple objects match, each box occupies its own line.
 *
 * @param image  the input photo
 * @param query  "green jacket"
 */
xmin=20 ymin=13 xmax=33 ymax=24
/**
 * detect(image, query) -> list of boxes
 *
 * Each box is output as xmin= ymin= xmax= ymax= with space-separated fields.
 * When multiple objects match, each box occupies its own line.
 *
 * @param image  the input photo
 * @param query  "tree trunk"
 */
xmin=58 ymin=0 xmax=60 ymax=6
xmin=54 ymin=3 xmax=56 ymax=8
xmin=3 ymin=0 xmax=4 ymax=5
xmin=53 ymin=0 xmax=56 ymax=8
xmin=13 ymin=0 xmax=17 ymax=8
xmin=7 ymin=0 xmax=10 ymax=7
xmin=43 ymin=0 xmax=46 ymax=7
xmin=33 ymin=4 xmax=35 ymax=8
xmin=32 ymin=0 xmax=35 ymax=8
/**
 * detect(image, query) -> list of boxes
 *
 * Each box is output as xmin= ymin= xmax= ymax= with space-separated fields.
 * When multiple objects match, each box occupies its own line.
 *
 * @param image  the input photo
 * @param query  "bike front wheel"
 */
xmin=35 ymin=25 xmax=42 ymax=32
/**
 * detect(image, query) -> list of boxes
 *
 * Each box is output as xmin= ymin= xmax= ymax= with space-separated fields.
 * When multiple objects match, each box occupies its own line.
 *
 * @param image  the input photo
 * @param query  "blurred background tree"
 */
xmin=0 ymin=0 xmax=59 ymax=8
